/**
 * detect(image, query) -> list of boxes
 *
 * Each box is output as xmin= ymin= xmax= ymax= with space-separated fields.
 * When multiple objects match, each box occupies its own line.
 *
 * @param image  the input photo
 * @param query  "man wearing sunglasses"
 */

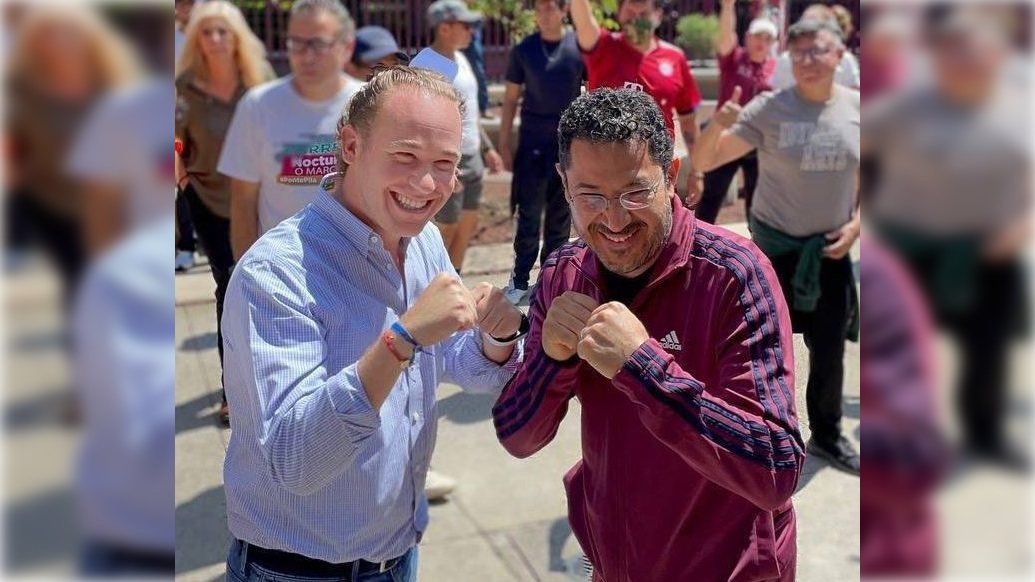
xmin=218 ymin=0 xmax=364 ymax=261
xmin=694 ymin=18 xmax=861 ymax=476
xmin=493 ymin=88 xmax=803 ymax=581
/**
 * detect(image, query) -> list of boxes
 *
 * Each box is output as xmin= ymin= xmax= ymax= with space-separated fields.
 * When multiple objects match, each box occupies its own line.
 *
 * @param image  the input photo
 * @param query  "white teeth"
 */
xmin=393 ymin=192 xmax=430 ymax=210
xmin=601 ymin=230 xmax=633 ymax=243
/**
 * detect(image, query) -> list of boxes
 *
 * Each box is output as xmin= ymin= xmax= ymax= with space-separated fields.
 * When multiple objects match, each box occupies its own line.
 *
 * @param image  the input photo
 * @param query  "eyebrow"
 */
xmin=389 ymin=140 xmax=460 ymax=160
xmin=572 ymin=177 xmax=653 ymax=191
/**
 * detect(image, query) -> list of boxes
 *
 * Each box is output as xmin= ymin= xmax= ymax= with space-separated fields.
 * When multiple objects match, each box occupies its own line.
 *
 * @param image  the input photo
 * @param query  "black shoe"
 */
xmin=807 ymin=435 xmax=860 ymax=476
xmin=964 ymin=443 xmax=1030 ymax=473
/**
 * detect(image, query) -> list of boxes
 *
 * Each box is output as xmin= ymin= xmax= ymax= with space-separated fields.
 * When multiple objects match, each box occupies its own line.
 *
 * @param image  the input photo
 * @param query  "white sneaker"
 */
xmin=175 ymin=250 xmax=195 ymax=272
xmin=424 ymin=469 xmax=457 ymax=501
xmin=503 ymin=282 xmax=528 ymax=306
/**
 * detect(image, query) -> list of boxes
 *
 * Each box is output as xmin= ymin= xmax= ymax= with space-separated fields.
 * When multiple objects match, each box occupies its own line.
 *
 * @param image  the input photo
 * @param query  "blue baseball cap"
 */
xmin=352 ymin=26 xmax=408 ymax=66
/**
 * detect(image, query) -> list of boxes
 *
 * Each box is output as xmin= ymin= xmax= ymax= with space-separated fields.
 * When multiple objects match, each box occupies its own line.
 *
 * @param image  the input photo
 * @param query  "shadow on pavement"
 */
xmin=4 ymin=389 xmax=73 ymax=432
xmin=180 ymin=332 xmax=218 ymax=352
xmin=176 ymin=392 xmax=221 ymax=435
xmin=436 ymin=391 xmax=497 ymax=425
xmin=4 ymin=487 xmax=80 ymax=573
xmin=547 ymin=518 xmax=573 ymax=573
xmin=175 ymin=485 xmax=229 ymax=575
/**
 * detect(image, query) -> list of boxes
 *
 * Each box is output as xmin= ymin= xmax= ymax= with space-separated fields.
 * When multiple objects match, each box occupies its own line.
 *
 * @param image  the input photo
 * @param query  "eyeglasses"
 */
xmin=789 ymin=45 xmax=835 ymax=63
xmin=566 ymin=177 xmax=663 ymax=213
xmin=286 ymin=36 xmax=341 ymax=55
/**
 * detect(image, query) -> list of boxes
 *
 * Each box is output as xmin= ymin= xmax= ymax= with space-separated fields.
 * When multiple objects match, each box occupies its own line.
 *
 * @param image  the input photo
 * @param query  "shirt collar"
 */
xmin=312 ymin=175 xmax=412 ymax=259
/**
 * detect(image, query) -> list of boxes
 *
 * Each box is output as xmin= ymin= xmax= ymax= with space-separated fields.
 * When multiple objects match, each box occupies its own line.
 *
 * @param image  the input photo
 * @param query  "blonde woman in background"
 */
xmin=175 ymin=0 xmax=275 ymax=427
xmin=5 ymin=4 xmax=140 ymax=307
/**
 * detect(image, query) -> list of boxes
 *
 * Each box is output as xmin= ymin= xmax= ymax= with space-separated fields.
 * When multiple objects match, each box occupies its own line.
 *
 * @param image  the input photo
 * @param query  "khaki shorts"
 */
xmin=435 ymin=153 xmax=484 ymax=224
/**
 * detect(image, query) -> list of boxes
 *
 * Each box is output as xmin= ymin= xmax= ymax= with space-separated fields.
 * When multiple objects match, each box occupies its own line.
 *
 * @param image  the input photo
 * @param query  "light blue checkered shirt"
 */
xmin=221 ymin=189 xmax=522 ymax=563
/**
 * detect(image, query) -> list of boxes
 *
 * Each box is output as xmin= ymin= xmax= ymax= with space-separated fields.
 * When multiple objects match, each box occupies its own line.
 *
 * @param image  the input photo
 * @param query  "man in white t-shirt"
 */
xmin=218 ymin=0 xmax=364 ymax=260
xmin=426 ymin=0 xmax=504 ymax=273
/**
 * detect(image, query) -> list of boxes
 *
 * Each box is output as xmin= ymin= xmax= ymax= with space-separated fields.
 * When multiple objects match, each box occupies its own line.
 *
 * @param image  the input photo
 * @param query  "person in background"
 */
xmin=695 ymin=0 xmax=777 ymax=223
xmin=174 ymin=0 xmax=198 ymax=271
xmin=218 ymin=0 xmax=363 ymax=262
xmin=865 ymin=5 xmax=1031 ymax=469
xmin=498 ymin=0 xmax=584 ymax=306
xmin=344 ymin=25 xmax=408 ymax=82
xmin=461 ymin=14 xmax=493 ymax=118
xmin=771 ymin=3 xmax=860 ymax=90
xmin=5 ymin=5 xmax=141 ymax=307
xmin=695 ymin=19 xmax=862 ymax=475
xmin=175 ymin=0 xmax=274 ymax=426
xmin=569 ymin=0 xmax=703 ymax=201
xmin=426 ymin=0 xmax=505 ymax=273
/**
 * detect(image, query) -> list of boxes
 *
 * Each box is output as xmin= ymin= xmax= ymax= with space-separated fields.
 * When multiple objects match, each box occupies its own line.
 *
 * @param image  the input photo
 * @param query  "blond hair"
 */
xmin=7 ymin=5 xmax=141 ymax=90
xmin=175 ymin=0 xmax=275 ymax=89
xmin=336 ymin=65 xmax=465 ymax=173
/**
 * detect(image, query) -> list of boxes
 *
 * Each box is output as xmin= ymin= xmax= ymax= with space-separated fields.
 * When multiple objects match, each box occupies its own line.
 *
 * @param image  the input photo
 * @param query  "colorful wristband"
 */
xmin=390 ymin=321 xmax=421 ymax=349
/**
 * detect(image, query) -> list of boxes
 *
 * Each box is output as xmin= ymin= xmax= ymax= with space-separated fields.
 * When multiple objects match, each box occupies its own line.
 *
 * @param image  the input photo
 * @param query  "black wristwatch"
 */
xmin=485 ymin=313 xmax=530 ymax=347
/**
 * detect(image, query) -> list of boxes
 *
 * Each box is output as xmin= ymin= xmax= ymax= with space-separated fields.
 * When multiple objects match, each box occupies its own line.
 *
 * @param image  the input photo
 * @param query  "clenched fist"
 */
xmin=470 ymin=282 xmax=523 ymax=339
xmin=542 ymin=292 xmax=599 ymax=362
xmin=576 ymin=302 xmax=650 ymax=379
xmin=399 ymin=273 xmax=478 ymax=346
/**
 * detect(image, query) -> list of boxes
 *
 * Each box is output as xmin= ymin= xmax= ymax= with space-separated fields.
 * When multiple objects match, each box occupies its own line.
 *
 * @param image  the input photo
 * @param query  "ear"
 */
xmin=342 ymin=38 xmax=356 ymax=63
xmin=667 ymin=157 xmax=681 ymax=198
xmin=339 ymin=124 xmax=360 ymax=166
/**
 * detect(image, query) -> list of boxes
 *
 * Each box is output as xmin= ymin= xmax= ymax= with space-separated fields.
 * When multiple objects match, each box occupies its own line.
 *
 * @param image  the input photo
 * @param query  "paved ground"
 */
xmin=171 ymin=221 xmax=862 ymax=582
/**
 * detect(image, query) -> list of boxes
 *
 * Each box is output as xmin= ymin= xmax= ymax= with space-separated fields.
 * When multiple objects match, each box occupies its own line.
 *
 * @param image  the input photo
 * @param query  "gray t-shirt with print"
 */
xmin=731 ymin=85 xmax=860 ymax=237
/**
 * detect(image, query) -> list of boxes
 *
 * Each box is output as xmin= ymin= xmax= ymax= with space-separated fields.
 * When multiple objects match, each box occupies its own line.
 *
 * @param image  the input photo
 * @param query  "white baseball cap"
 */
xmin=747 ymin=18 xmax=779 ymax=39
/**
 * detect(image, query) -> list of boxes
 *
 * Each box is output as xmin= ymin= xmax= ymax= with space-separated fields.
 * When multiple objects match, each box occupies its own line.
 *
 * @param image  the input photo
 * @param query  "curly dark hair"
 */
xmin=557 ymin=88 xmax=673 ymax=179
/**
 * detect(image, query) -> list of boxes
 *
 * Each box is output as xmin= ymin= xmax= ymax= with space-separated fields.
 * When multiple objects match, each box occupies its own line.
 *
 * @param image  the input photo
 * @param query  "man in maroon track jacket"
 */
xmin=492 ymin=88 xmax=805 ymax=581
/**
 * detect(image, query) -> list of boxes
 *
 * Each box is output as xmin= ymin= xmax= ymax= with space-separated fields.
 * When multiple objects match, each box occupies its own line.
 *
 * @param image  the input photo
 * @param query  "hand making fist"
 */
xmin=542 ymin=291 xmax=599 ymax=362
xmin=576 ymin=302 xmax=650 ymax=379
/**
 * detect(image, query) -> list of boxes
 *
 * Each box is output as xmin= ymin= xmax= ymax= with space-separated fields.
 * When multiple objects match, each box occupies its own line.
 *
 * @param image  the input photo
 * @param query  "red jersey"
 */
xmin=718 ymin=46 xmax=777 ymax=109
xmin=493 ymin=200 xmax=804 ymax=581
xmin=582 ymin=28 xmax=702 ymax=137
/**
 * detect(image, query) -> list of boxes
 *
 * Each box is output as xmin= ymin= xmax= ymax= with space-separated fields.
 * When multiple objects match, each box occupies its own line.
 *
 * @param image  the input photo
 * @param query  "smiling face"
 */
xmin=339 ymin=87 xmax=463 ymax=241
xmin=559 ymin=139 xmax=675 ymax=277
xmin=789 ymin=29 xmax=844 ymax=86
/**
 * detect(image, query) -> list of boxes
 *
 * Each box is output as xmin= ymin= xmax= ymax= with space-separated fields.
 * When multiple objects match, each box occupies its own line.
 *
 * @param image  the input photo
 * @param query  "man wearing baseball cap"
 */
xmin=696 ymin=0 xmax=778 ymax=224
xmin=345 ymin=26 xmax=408 ymax=82
xmin=426 ymin=0 xmax=505 ymax=274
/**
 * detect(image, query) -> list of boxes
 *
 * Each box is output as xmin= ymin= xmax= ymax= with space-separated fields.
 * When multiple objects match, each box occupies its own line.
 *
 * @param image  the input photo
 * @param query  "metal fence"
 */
xmin=237 ymin=0 xmax=859 ymax=81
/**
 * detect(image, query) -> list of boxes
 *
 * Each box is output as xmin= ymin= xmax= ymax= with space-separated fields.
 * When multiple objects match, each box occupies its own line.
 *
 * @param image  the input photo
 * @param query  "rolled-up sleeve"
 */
xmin=222 ymin=260 xmax=381 ymax=495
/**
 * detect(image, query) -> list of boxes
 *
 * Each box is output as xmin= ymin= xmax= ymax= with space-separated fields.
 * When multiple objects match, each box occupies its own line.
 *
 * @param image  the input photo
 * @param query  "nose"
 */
xmin=409 ymin=168 xmax=437 ymax=195
xmin=601 ymin=202 xmax=631 ymax=231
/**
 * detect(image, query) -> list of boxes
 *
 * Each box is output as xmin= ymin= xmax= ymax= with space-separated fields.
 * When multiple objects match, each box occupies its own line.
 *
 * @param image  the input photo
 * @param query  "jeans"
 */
xmin=79 ymin=541 xmax=175 ymax=577
xmin=226 ymin=539 xmax=418 ymax=582
xmin=510 ymin=140 xmax=570 ymax=289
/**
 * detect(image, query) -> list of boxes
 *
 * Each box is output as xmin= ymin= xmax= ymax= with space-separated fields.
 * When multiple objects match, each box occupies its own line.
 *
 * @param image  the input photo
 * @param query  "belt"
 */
xmin=243 ymin=542 xmax=405 ymax=577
